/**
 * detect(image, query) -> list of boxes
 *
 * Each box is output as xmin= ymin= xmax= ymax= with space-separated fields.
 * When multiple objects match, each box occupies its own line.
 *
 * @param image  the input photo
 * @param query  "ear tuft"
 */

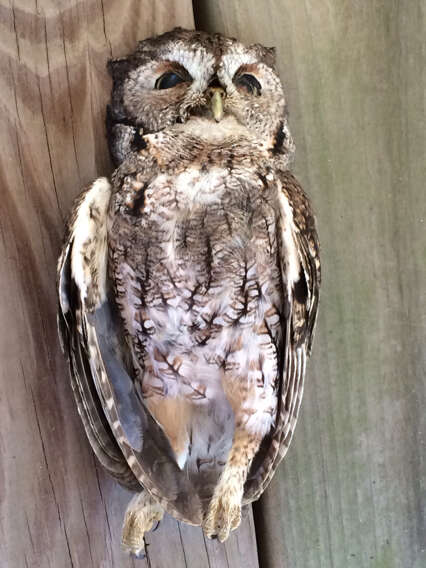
xmin=107 ymin=57 xmax=131 ymax=82
xmin=250 ymin=44 xmax=277 ymax=68
xmin=264 ymin=46 xmax=276 ymax=67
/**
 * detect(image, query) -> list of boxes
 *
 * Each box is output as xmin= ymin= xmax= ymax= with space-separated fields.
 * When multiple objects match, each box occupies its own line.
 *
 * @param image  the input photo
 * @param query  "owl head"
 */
xmin=107 ymin=28 xmax=294 ymax=166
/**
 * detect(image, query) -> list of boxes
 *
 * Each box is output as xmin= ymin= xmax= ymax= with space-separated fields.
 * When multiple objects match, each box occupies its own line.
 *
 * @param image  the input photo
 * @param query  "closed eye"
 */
xmin=234 ymin=73 xmax=262 ymax=96
xmin=155 ymin=71 xmax=189 ymax=90
xmin=155 ymin=71 xmax=184 ymax=89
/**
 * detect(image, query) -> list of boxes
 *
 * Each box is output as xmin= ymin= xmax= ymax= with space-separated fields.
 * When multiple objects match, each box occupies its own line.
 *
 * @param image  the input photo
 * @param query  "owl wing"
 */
xmin=57 ymin=178 xmax=203 ymax=523
xmin=244 ymin=170 xmax=321 ymax=502
xmin=57 ymin=179 xmax=140 ymax=490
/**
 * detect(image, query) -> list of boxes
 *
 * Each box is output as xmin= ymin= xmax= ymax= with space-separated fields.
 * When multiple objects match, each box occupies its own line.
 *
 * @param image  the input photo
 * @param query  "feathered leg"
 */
xmin=203 ymin=428 xmax=261 ymax=542
xmin=122 ymin=491 xmax=164 ymax=557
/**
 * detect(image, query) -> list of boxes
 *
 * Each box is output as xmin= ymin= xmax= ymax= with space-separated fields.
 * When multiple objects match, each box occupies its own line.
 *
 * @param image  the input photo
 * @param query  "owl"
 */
xmin=57 ymin=28 xmax=320 ymax=556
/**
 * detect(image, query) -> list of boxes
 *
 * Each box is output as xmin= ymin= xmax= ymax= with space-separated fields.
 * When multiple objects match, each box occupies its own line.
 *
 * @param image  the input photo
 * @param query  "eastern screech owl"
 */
xmin=57 ymin=28 xmax=320 ymax=556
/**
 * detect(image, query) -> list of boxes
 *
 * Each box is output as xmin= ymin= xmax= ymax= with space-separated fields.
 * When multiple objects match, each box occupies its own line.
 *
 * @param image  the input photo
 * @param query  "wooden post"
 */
xmin=0 ymin=2 xmax=259 ymax=566
xmin=195 ymin=1 xmax=426 ymax=567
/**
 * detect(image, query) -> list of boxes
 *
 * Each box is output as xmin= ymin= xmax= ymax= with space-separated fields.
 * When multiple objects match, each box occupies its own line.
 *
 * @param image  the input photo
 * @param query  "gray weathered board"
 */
xmin=0 ymin=2 xmax=259 ymax=567
xmin=196 ymin=1 xmax=426 ymax=567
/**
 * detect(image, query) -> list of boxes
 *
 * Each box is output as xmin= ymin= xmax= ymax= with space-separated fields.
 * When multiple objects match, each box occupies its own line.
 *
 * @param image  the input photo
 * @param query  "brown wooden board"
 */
xmin=195 ymin=1 xmax=426 ymax=567
xmin=0 ymin=2 xmax=259 ymax=567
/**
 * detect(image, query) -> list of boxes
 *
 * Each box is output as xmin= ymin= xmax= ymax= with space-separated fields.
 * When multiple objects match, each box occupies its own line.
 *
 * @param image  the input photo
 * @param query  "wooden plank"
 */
xmin=145 ymin=507 xmax=258 ymax=568
xmin=0 ymin=2 xmax=259 ymax=567
xmin=195 ymin=1 xmax=426 ymax=567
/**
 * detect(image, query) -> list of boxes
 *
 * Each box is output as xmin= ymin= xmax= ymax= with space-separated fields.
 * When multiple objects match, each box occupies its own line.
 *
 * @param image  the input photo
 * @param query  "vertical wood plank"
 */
xmin=1 ymin=2 xmax=259 ymax=565
xmin=195 ymin=1 xmax=426 ymax=567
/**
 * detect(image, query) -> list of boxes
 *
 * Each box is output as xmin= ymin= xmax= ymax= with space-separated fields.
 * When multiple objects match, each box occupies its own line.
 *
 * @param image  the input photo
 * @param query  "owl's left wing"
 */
xmin=245 ymin=170 xmax=321 ymax=501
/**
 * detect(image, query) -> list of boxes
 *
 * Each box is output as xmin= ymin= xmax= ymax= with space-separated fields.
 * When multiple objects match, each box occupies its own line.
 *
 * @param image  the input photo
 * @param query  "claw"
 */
xmin=133 ymin=547 xmax=146 ymax=559
xmin=121 ymin=491 xmax=164 ymax=557
xmin=122 ymin=540 xmax=146 ymax=559
xmin=203 ymin=483 xmax=243 ymax=542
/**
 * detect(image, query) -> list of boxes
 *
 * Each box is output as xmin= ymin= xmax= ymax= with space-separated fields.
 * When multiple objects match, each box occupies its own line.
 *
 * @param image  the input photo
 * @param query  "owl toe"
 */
xmin=121 ymin=492 xmax=164 ymax=556
xmin=203 ymin=485 xmax=243 ymax=542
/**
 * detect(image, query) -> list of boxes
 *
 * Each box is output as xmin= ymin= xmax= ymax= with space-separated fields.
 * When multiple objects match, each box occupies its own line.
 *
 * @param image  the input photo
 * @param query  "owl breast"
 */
xmin=110 ymin=136 xmax=284 ymax=479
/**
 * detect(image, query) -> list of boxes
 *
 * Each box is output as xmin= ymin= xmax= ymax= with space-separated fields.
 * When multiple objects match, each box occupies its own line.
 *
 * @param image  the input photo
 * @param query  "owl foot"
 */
xmin=203 ymin=478 xmax=243 ymax=542
xmin=121 ymin=491 xmax=164 ymax=557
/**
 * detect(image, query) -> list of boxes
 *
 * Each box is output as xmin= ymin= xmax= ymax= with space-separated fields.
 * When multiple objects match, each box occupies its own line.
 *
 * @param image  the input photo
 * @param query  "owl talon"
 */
xmin=121 ymin=491 xmax=164 ymax=556
xmin=203 ymin=481 xmax=243 ymax=542
xmin=127 ymin=544 xmax=146 ymax=559
xmin=122 ymin=539 xmax=146 ymax=559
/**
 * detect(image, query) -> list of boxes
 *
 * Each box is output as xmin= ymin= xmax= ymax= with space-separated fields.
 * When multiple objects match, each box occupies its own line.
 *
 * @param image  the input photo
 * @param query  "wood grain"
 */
xmin=0 ymin=2 xmax=259 ymax=567
xmin=195 ymin=1 xmax=426 ymax=567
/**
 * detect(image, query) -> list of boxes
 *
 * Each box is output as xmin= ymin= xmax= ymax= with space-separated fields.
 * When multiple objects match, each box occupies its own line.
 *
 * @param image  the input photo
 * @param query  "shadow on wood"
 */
xmin=195 ymin=2 xmax=426 ymax=568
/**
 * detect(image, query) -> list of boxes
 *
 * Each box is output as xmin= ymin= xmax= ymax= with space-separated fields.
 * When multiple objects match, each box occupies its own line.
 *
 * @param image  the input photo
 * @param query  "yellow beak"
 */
xmin=209 ymin=88 xmax=225 ymax=122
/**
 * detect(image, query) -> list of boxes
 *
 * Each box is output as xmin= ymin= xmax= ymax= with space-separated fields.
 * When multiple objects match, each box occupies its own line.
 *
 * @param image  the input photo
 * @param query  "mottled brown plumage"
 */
xmin=57 ymin=28 xmax=320 ymax=555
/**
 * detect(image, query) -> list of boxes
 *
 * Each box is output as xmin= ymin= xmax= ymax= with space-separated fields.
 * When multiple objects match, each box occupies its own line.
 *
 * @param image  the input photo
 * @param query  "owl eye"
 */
xmin=235 ymin=73 xmax=262 ymax=96
xmin=155 ymin=72 xmax=186 ymax=90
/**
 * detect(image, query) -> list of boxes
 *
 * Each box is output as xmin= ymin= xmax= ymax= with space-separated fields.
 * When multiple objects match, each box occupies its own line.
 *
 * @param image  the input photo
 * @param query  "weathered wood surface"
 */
xmin=0 ymin=2 xmax=259 ymax=567
xmin=196 ymin=1 xmax=426 ymax=567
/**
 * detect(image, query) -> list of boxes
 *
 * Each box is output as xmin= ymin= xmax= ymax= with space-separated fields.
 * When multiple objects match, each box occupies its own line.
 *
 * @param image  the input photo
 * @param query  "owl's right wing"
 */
xmin=244 ymin=170 xmax=321 ymax=501
xmin=57 ymin=179 xmax=141 ymax=490
xmin=57 ymin=178 xmax=203 ymax=523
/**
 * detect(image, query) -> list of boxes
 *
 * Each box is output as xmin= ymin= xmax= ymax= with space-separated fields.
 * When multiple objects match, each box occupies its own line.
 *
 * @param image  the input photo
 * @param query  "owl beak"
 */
xmin=207 ymin=87 xmax=226 ymax=122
